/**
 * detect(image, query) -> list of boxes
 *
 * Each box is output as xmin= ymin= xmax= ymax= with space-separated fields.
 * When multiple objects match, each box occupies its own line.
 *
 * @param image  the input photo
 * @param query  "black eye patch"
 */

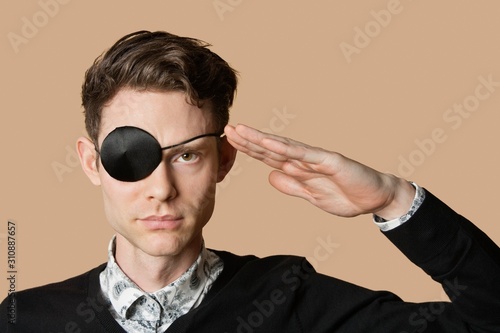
xmin=98 ymin=126 xmax=221 ymax=182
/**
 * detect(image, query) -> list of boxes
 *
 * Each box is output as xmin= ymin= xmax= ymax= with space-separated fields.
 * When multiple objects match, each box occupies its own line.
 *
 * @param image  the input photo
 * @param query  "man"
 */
xmin=1 ymin=30 xmax=499 ymax=332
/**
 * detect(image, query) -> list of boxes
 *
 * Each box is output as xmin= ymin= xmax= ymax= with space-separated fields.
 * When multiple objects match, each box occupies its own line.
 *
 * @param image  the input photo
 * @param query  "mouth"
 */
xmin=138 ymin=215 xmax=183 ymax=230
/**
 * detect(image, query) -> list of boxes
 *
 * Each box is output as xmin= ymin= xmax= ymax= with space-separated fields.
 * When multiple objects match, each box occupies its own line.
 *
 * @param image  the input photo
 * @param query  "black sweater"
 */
xmin=2 ymin=190 xmax=500 ymax=332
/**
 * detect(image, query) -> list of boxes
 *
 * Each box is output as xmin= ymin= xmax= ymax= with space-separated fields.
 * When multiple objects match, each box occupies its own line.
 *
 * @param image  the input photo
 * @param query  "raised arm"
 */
xmin=225 ymin=123 xmax=500 ymax=332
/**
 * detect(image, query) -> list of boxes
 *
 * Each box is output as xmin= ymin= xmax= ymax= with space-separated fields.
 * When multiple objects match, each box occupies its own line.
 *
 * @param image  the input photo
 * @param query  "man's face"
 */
xmin=95 ymin=89 xmax=225 ymax=258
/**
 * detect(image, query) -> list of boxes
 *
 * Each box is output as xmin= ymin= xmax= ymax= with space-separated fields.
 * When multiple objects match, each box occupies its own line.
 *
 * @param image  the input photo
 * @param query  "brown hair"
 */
xmin=81 ymin=30 xmax=238 ymax=144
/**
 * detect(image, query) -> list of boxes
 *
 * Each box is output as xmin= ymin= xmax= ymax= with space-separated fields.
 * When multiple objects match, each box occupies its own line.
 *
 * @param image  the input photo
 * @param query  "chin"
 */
xmin=140 ymin=233 xmax=194 ymax=258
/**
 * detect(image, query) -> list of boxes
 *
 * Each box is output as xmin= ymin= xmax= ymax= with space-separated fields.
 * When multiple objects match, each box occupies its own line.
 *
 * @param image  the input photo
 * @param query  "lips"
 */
xmin=138 ymin=215 xmax=183 ymax=230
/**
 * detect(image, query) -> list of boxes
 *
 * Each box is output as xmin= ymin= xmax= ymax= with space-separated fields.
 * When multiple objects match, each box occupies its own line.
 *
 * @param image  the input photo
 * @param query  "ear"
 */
xmin=217 ymin=136 xmax=237 ymax=182
xmin=76 ymin=136 xmax=101 ymax=186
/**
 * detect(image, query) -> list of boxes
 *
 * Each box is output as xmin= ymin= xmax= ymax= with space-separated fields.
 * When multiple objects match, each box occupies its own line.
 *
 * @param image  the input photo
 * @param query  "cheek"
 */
xmin=178 ymin=162 xmax=218 ymax=209
xmin=100 ymin=176 xmax=139 ymax=222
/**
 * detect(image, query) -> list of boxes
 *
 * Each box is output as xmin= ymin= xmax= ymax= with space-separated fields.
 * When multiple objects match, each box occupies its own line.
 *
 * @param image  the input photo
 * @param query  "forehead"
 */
xmin=99 ymin=89 xmax=215 ymax=146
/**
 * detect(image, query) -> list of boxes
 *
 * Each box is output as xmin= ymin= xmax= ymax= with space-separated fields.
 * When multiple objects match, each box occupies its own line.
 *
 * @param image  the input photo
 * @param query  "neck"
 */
xmin=114 ymin=235 xmax=202 ymax=293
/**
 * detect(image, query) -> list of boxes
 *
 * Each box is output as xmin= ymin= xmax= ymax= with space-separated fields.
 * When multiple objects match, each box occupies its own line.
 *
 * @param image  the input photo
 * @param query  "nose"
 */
xmin=143 ymin=160 xmax=178 ymax=202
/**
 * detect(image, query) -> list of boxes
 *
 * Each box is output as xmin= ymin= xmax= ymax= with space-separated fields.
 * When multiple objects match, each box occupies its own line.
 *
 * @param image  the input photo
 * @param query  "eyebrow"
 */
xmin=160 ymin=132 xmax=223 ymax=154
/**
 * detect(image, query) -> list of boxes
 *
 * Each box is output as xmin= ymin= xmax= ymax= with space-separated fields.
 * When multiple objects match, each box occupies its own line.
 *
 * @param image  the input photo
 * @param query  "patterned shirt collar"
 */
xmin=99 ymin=236 xmax=223 ymax=332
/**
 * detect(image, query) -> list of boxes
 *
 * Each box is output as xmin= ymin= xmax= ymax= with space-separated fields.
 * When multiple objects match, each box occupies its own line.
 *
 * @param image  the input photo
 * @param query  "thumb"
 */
xmin=268 ymin=170 xmax=310 ymax=202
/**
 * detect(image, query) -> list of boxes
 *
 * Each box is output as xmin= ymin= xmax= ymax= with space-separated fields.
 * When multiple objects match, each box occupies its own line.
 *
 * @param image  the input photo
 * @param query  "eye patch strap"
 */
xmin=160 ymin=132 xmax=224 ymax=150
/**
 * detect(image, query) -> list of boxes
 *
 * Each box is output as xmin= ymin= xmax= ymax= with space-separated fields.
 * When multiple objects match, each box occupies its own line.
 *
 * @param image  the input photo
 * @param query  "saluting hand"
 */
xmin=224 ymin=124 xmax=415 ymax=220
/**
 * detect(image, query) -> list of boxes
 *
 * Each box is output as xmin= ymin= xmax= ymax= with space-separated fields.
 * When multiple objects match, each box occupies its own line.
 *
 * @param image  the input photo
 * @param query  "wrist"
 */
xmin=375 ymin=176 xmax=416 ymax=221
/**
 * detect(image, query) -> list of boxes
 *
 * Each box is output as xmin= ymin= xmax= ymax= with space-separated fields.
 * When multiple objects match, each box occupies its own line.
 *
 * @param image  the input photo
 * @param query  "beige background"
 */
xmin=1 ymin=0 xmax=499 ymax=304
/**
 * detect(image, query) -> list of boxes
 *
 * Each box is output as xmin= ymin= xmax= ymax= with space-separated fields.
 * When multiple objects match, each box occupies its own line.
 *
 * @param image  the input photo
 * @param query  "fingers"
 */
xmin=224 ymin=125 xmax=286 ymax=169
xmin=225 ymin=124 xmax=327 ymax=166
xmin=226 ymin=124 xmax=300 ymax=157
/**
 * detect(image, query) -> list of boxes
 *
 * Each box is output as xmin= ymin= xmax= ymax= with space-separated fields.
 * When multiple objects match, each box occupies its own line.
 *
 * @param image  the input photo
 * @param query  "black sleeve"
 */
xmin=294 ymin=189 xmax=500 ymax=333
xmin=384 ymin=189 xmax=500 ymax=331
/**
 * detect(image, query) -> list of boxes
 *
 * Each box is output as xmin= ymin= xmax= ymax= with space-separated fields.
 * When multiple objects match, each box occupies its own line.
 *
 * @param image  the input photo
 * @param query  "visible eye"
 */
xmin=176 ymin=152 xmax=199 ymax=163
